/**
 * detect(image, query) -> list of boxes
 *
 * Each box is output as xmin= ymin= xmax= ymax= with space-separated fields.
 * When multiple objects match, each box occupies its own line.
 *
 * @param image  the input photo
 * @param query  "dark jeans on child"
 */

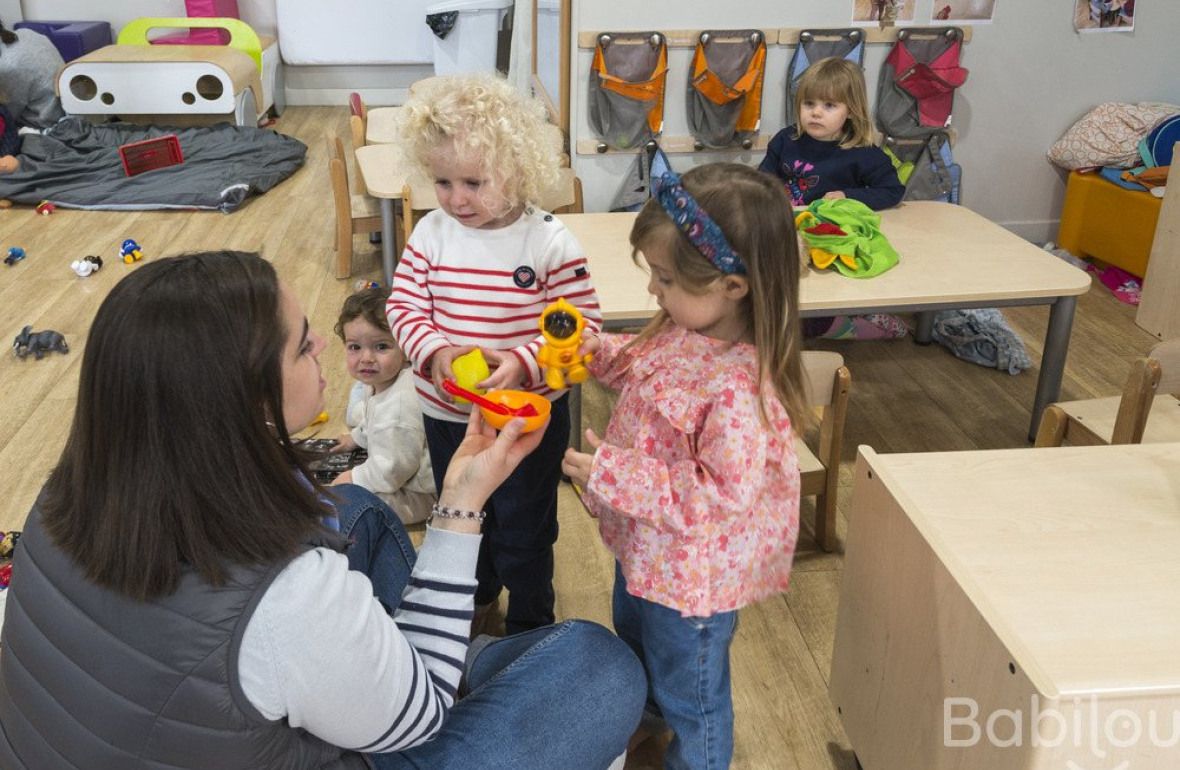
xmin=329 ymin=483 xmax=646 ymax=769
xmin=423 ymin=394 xmax=570 ymax=635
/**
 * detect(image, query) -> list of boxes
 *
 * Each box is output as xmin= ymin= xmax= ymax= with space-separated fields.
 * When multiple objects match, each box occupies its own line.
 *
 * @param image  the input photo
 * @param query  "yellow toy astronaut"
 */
xmin=537 ymin=297 xmax=591 ymax=391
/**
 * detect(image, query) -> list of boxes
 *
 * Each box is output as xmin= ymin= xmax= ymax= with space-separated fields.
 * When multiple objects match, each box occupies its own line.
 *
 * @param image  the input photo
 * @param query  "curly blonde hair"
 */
xmin=397 ymin=73 xmax=561 ymax=212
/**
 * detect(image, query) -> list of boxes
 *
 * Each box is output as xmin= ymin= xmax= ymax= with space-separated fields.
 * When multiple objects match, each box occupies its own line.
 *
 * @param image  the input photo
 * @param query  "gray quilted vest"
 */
xmin=0 ymin=503 xmax=368 ymax=770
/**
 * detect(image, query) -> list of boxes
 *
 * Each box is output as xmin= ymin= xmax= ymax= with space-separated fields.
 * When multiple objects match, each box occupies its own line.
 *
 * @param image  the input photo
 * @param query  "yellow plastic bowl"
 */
xmin=479 ymin=390 xmax=551 ymax=433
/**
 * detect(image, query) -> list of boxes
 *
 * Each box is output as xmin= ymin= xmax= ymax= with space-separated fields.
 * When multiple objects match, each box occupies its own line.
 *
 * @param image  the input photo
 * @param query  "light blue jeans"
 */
xmin=331 ymin=485 xmax=646 ymax=769
xmin=612 ymin=563 xmax=739 ymax=770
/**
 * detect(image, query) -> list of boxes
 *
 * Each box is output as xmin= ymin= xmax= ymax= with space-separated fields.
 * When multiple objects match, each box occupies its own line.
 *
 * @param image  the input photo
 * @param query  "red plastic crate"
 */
xmin=119 ymin=135 xmax=184 ymax=177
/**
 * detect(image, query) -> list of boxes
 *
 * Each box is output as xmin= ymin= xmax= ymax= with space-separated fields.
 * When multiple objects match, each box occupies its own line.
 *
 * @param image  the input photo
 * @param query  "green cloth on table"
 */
xmin=799 ymin=198 xmax=901 ymax=278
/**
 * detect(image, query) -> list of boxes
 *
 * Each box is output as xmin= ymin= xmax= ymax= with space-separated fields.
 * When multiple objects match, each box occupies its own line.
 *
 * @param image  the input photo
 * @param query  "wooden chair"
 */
xmin=348 ymin=93 xmax=368 ymax=194
xmin=348 ymin=92 xmax=366 ymax=137
xmin=398 ymin=177 xmax=440 ymax=257
xmin=798 ymin=350 xmax=852 ymax=552
xmin=540 ymin=167 xmax=584 ymax=214
xmin=326 ymin=132 xmax=381 ymax=279
xmin=1035 ymin=338 xmax=1180 ymax=447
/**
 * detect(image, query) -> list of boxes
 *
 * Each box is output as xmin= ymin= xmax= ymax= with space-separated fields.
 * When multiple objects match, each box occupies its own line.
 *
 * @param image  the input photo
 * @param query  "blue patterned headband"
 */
xmin=652 ymin=170 xmax=746 ymax=276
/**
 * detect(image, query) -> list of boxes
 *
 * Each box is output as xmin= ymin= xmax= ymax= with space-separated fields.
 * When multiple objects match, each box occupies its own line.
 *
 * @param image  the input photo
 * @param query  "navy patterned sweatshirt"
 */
xmin=758 ymin=127 xmax=904 ymax=211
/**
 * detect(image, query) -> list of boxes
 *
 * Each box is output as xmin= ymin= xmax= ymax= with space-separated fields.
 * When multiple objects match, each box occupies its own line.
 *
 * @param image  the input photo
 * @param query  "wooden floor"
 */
xmin=0 ymin=106 xmax=1160 ymax=769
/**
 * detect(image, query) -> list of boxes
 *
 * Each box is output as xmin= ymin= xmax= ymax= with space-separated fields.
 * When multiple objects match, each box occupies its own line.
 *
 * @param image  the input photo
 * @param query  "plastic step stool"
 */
xmin=1056 ymin=170 xmax=1162 ymax=278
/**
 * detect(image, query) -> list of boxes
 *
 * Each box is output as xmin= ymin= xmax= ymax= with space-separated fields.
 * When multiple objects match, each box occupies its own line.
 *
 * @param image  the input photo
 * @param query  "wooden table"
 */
xmin=354 ymin=143 xmax=415 ymax=283
xmin=829 ymin=443 xmax=1180 ymax=770
xmin=561 ymin=203 xmax=1091 ymax=439
xmin=365 ymin=106 xmax=402 ymax=145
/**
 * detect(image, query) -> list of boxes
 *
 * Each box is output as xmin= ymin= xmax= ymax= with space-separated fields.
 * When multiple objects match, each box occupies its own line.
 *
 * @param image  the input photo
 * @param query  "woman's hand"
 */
xmin=430 ymin=345 xmax=477 ymax=400
xmin=436 ymin=409 xmax=548 ymax=528
xmin=822 ymin=190 xmax=847 ymax=200
xmin=478 ymin=349 xmax=525 ymax=390
xmin=331 ymin=469 xmax=353 ymax=485
xmin=561 ymin=429 xmax=603 ymax=510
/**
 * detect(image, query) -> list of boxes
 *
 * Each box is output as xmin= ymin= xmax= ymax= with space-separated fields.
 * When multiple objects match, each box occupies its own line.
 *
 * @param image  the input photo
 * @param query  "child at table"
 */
xmin=330 ymin=285 xmax=437 ymax=525
xmin=761 ymin=57 xmax=903 ymax=209
xmin=562 ymin=162 xmax=808 ymax=770
xmin=387 ymin=73 xmax=602 ymax=636
xmin=760 ymin=55 xmax=907 ymax=339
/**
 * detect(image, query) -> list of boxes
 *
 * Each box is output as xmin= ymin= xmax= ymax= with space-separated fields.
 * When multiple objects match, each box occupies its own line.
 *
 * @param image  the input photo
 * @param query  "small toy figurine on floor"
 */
xmin=70 ymin=255 xmax=103 ymax=277
xmin=0 ymin=530 xmax=19 ymax=558
xmin=36 ymin=200 xmax=55 ymax=215
xmin=12 ymin=325 xmax=68 ymax=360
xmin=4 ymin=246 xmax=25 ymax=266
xmin=120 ymin=238 xmax=143 ymax=264
xmin=536 ymin=297 xmax=592 ymax=390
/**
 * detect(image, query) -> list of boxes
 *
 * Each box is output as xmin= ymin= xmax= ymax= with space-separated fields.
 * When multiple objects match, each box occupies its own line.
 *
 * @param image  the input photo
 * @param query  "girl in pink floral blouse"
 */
xmin=562 ymin=161 xmax=809 ymax=770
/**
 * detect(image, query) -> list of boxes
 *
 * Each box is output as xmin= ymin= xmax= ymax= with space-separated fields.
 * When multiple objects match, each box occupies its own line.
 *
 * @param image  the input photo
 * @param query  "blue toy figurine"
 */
xmin=4 ymin=247 xmax=26 ymax=266
xmin=120 ymin=239 xmax=143 ymax=264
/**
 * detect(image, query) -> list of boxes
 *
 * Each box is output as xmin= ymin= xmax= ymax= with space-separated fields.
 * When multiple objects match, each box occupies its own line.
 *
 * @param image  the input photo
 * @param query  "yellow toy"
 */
xmin=536 ymin=297 xmax=591 ymax=391
xmin=451 ymin=348 xmax=491 ymax=403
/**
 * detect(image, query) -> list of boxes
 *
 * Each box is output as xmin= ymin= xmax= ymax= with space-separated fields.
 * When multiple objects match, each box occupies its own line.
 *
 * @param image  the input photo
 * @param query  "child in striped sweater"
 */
xmin=388 ymin=73 xmax=602 ymax=635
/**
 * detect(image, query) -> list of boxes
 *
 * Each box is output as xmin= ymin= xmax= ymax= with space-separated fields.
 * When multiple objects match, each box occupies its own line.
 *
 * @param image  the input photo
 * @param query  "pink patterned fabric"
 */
xmin=153 ymin=0 xmax=239 ymax=46
xmin=582 ymin=325 xmax=801 ymax=617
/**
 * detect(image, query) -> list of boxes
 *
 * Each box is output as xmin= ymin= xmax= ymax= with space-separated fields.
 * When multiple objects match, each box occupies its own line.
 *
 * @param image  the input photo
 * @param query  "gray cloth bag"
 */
xmin=588 ymin=32 xmax=667 ymax=151
xmin=686 ymin=30 xmax=765 ymax=150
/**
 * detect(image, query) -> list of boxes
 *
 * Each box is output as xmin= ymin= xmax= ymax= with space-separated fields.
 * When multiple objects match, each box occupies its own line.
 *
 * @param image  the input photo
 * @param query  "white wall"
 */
xmin=0 ymin=0 xmax=23 ymax=24
xmin=571 ymin=0 xmax=1180 ymax=238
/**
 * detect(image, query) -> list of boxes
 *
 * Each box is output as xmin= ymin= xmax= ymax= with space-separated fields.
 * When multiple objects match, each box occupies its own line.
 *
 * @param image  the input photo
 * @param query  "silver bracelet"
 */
xmin=430 ymin=503 xmax=486 ymax=523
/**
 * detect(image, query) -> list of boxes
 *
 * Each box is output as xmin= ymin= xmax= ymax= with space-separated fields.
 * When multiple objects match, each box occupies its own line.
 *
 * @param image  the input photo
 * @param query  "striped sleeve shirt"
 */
xmin=387 ymin=207 xmax=603 ymax=422
xmin=238 ymin=527 xmax=480 ymax=753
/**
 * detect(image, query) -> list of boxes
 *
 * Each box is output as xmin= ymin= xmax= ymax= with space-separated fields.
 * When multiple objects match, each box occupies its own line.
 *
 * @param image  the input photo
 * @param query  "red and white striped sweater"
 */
xmin=388 ymin=208 xmax=603 ymax=422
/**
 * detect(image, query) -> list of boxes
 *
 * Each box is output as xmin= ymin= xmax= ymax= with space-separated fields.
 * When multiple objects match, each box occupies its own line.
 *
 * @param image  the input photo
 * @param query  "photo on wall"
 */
xmin=1074 ymin=0 xmax=1135 ymax=31
xmin=852 ymin=0 xmax=915 ymax=25
xmin=931 ymin=0 xmax=997 ymax=22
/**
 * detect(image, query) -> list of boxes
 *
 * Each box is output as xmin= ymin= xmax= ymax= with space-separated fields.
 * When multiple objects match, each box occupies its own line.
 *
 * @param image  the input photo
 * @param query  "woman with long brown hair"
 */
xmin=0 ymin=250 xmax=643 ymax=769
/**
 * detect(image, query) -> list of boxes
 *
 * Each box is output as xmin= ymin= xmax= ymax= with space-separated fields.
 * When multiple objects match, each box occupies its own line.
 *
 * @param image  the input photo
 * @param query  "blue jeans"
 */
xmin=331 ymin=485 xmax=646 ymax=769
xmin=423 ymin=395 xmax=570 ymax=634
xmin=613 ymin=563 xmax=739 ymax=770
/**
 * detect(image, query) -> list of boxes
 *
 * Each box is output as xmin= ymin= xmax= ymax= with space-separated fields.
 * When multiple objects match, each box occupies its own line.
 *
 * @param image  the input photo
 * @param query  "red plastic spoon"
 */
xmin=442 ymin=380 xmax=540 ymax=417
